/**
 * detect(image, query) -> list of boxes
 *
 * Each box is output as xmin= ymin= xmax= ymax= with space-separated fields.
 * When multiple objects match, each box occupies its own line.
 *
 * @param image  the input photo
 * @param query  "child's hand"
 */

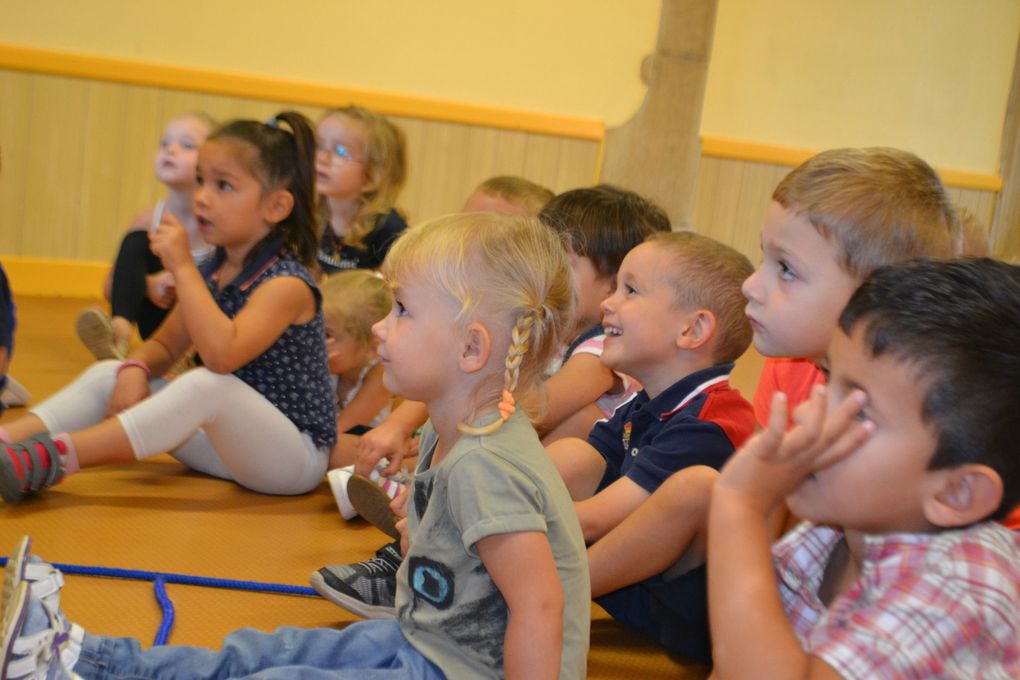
xmin=717 ymin=385 xmax=873 ymax=515
xmin=145 ymin=271 xmax=177 ymax=309
xmin=396 ymin=516 xmax=409 ymax=556
xmin=106 ymin=368 xmax=151 ymax=417
xmin=355 ymin=419 xmax=411 ymax=476
xmin=149 ymin=212 xmax=193 ymax=274
xmin=391 ymin=483 xmax=410 ymax=519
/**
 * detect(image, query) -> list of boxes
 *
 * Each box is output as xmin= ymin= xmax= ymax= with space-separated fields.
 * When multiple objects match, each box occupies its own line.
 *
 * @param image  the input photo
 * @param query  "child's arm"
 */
xmin=354 ymin=399 xmax=428 ymax=476
xmin=709 ymin=387 xmax=870 ymax=680
xmin=105 ymin=306 xmax=191 ymax=416
xmin=477 ymin=531 xmax=563 ymax=680
xmin=574 ymin=476 xmax=649 ymax=543
xmin=151 ymin=218 xmax=314 ymax=373
xmin=536 ymin=352 xmax=615 ymax=435
xmin=335 ymin=363 xmax=391 ymax=434
xmin=534 ymin=350 xmax=612 ymax=436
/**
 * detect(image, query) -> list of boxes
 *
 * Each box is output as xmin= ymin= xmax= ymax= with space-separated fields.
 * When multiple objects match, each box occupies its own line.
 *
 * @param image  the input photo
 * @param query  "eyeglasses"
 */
xmin=316 ymin=142 xmax=364 ymax=165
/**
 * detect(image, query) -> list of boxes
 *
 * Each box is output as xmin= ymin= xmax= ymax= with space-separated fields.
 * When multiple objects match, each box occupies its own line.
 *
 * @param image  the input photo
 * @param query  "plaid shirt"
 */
xmin=773 ymin=521 xmax=1020 ymax=679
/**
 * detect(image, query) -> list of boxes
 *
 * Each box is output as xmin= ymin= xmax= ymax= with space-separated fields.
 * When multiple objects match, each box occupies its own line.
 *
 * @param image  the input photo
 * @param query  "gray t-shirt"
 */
xmin=396 ymin=410 xmax=590 ymax=679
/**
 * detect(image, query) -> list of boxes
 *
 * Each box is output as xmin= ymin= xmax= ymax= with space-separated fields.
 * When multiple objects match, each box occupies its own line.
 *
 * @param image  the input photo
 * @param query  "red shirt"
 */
xmin=753 ymin=357 xmax=825 ymax=428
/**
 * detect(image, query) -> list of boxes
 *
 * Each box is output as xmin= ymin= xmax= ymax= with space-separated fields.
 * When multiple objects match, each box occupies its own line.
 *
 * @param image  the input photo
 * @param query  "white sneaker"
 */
xmin=327 ymin=462 xmax=409 ymax=524
xmin=0 ymin=377 xmax=30 ymax=408
xmin=1 ymin=537 xmax=83 ymax=680
xmin=327 ymin=466 xmax=358 ymax=520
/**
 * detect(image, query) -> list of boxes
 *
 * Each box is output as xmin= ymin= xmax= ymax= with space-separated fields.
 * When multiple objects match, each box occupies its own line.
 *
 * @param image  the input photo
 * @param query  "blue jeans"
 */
xmin=74 ymin=620 xmax=446 ymax=679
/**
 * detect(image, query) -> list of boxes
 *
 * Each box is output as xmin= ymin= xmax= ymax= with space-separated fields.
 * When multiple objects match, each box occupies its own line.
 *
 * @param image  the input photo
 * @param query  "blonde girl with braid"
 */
xmin=363 ymin=212 xmax=590 ymax=679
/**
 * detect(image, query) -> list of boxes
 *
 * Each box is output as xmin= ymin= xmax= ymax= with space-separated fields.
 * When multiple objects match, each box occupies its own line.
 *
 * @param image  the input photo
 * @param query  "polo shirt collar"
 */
xmin=640 ymin=363 xmax=735 ymax=420
xmin=205 ymin=236 xmax=285 ymax=292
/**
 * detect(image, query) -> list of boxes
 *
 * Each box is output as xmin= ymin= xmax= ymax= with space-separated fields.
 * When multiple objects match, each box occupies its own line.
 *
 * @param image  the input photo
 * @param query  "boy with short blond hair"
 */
xmin=710 ymin=258 xmax=1020 ymax=678
xmin=751 ymin=146 xmax=957 ymax=423
xmin=547 ymin=230 xmax=755 ymax=662
xmin=462 ymin=175 xmax=554 ymax=217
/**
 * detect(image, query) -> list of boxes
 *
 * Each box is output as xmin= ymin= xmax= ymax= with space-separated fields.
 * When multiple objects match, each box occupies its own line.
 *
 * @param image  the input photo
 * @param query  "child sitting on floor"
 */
xmin=545 ymin=230 xmax=756 ymax=663
xmin=314 ymin=106 xmax=407 ymax=275
xmin=709 ymin=258 xmax=1020 ymax=678
xmin=308 ymin=185 xmax=671 ymax=615
xmin=319 ymin=269 xmax=399 ymax=515
xmin=0 ymin=111 xmax=336 ymax=501
xmin=580 ymin=147 xmax=972 ymax=610
xmin=1 ymin=212 xmax=589 ymax=680
xmin=76 ymin=112 xmax=216 ymax=360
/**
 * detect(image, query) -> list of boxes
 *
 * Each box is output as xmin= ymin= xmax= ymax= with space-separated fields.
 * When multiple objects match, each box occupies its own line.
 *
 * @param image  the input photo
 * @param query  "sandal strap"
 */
xmin=21 ymin=435 xmax=65 ymax=491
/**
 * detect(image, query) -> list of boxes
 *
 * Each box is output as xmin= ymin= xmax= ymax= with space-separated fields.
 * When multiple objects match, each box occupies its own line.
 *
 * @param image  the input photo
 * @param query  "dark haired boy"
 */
xmin=710 ymin=258 xmax=1020 ymax=678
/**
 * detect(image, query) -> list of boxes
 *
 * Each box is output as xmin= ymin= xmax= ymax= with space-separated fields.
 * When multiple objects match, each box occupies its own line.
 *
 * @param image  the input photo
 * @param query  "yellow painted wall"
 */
xmin=702 ymin=0 xmax=1020 ymax=174
xmin=3 ymin=1 xmax=1019 ymax=173
xmin=0 ymin=0 xmax=660 ymax=127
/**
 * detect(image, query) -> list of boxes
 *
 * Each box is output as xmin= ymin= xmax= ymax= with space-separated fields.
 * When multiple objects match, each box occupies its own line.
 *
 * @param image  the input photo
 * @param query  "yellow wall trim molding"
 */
xmin=0 ymin=42 xmax=605 ymax=142
xmin=3 ymin=256 xmax=107 ymax=299
xmin=701 ymin=136 xmax=1003 ymax=192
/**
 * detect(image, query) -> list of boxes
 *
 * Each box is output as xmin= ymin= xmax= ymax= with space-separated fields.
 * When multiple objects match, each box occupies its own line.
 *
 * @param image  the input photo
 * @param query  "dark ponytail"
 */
xmin=209 ymin=110 xmax=318 ymax=266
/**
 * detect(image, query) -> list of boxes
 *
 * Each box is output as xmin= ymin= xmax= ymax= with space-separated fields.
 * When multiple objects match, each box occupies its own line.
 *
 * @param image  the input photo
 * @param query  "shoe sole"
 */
xmin=347 ymin=475 xmax=400 ymax=540
xmin=75 ymin=309 xmax=123 ymax=361
xmin=308 ymin=571 xmax=396 ymax=620
xmin=1 ymin=537 xmax=30 ymax=680
xmin=1 ymin=538 xmax=29 ymax=613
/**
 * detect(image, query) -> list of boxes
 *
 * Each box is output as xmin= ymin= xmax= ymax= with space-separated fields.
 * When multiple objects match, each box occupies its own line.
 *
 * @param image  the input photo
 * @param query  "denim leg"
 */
xmin=73 ymin=620 xmax=446 ymax=680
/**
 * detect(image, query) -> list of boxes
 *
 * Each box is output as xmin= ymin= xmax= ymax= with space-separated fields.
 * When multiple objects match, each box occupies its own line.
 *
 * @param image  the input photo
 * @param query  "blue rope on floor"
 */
xmin=152 ymin=575 xmax=174 ymax=646
xmin=0 ymin=556 xmax=318 ymax=646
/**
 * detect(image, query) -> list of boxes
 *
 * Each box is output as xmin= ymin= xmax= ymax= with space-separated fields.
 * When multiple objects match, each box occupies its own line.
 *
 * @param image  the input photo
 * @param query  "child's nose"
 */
xmin=371 ymin=317 xmax=387 ymax=341
xmin=741 ymin=269 xmax=762 ymax=303
xmin=600 ymin=292 xmax=614 ymax=315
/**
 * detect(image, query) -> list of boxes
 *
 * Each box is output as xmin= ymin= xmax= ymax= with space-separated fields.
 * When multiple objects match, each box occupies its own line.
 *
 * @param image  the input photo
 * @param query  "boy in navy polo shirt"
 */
xmin=547 ymin=230 xmax=756 ymax=663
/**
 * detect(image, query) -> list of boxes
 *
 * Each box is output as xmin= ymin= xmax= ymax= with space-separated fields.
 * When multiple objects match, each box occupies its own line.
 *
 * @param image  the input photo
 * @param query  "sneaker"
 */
xmin=347 ymin=474 xmax=407 ymax=539
xmin=0 ymin=377 xmax=30 ymax=408
xmin=309 ymin=541 xmax=401 ymax=619
xmin=328 ymin=464 xmax=408 ymax=534
xmin=75 ymin=308 xmax=126 ymax=361
xmin=0 ymin=435 xmax=68 ymax=504
xmin=1 ymin=536 xmax=83 ymax=679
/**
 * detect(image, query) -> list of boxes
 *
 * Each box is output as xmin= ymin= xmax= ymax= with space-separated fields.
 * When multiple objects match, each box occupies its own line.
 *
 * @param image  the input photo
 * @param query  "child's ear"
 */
xmin=676 ymin=309 xmax=716 ymax=351
xmin=459 ymin=322 xmax=492 ymax=374
xmin=923 ymin=464 xmax=1004 ymax=528
xmin=262 ymin=188 xmax=295 ymax=224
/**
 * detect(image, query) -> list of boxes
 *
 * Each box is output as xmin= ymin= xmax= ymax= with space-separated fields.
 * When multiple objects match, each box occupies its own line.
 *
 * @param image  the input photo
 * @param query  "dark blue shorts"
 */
xmin=595 ymin=564 xmax=711 ymax=664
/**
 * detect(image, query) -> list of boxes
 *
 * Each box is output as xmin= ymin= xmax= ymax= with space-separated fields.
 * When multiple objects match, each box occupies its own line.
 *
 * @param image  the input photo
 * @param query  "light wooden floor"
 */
xmin=0 ymin=296 xmax=764 ymax=678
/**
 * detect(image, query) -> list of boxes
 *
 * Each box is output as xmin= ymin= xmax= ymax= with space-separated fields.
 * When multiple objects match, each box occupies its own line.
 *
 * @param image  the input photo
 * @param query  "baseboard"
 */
xmin=2 ymin=256 xmax=107 ymax=299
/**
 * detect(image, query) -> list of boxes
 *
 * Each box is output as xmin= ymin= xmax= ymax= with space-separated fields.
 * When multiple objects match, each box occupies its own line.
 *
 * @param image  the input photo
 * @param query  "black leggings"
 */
xmin=110 ymin=230 xmax=168 ymax=339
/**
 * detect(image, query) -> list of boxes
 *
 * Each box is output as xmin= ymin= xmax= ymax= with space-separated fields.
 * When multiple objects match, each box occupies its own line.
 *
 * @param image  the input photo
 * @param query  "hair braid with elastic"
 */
xmin=458 ymin=311 xmax=537 ymax=436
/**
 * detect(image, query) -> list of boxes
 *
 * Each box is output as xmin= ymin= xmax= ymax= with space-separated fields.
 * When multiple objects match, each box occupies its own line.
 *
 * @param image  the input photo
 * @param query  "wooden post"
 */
xmin=992 ymin=37 xmax=1020 ymax=262
xmin=599 ymin=0 xmax=718 ymax=228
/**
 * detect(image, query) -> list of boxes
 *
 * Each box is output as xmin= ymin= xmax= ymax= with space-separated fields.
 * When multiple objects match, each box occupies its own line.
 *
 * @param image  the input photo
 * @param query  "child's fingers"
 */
xmin=813 ymin=419 xmax=873 ymax=471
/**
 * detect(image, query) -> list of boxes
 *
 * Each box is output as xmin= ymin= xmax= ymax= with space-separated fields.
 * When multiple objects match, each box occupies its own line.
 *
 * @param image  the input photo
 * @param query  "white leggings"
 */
xmin=30 ymin=361 xmax=328 ymax=495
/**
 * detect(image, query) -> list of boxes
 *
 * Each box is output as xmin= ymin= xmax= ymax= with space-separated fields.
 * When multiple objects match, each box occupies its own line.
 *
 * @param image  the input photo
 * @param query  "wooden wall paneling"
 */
xmin=2 ymin=68 xmax=600 ymax=272
xmin=946 ymin=186 xmax=997 ymax=243
xmin=77 ymin=81 xmax=163 ymax=262
xmin=410 ymin=119 xmax=460 ymax=221
xmin=991 ymin=35 xmax=1020 ymax=262
xmin=22 ymin=75 xmax=92 ymax=260
xmin=0 ymin=71 xmax=33 ymax=254
xmin=389 ymin=116 xmax=429 ymax=224
xmin=691 ymin=156 xmax=743 ymax=240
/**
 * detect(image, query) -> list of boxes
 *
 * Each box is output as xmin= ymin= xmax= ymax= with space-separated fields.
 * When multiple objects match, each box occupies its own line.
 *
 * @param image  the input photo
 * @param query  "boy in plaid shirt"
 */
xmin=709 ymin=258 xmax=1020 ymax=679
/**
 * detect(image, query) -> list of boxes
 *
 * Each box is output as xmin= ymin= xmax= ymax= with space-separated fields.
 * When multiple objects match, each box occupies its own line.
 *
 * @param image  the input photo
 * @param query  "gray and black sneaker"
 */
xmin=310 ymin=541 xmax=401 ymax=619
